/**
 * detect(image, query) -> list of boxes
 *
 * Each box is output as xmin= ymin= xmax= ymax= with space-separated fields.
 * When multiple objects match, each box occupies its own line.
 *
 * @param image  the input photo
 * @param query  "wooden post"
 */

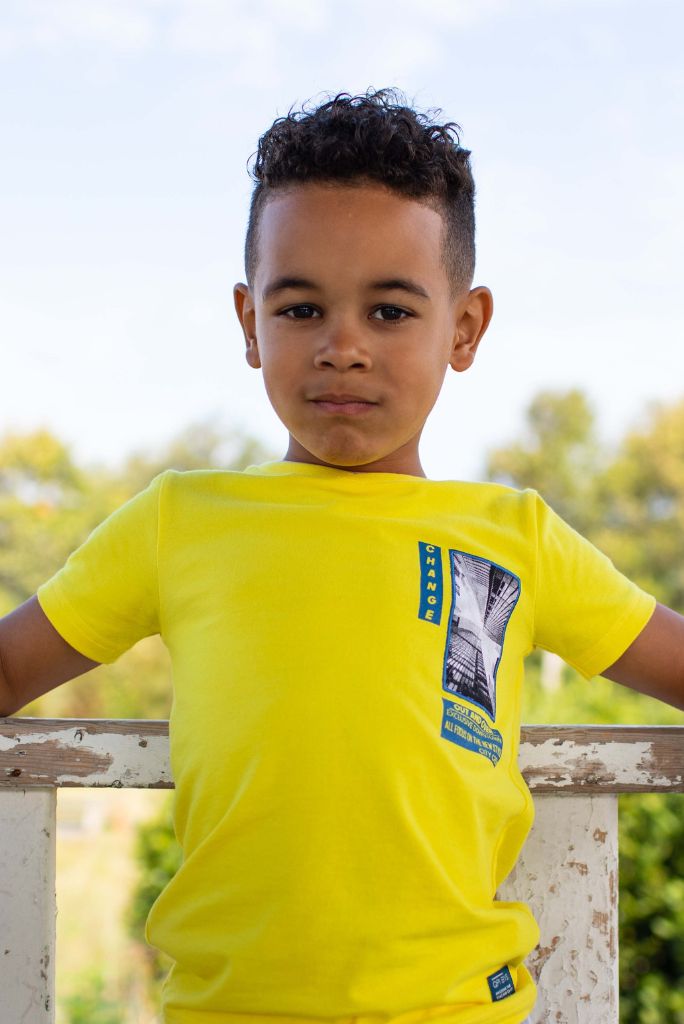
xmin=0 ymin=788 xmax=56 ymax=1024
xmin=500 ymin=794 xmax=619 ymax=1024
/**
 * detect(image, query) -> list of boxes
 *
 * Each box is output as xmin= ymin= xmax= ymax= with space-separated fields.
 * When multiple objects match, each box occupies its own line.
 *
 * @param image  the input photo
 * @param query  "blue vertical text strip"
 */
xmin=418 ymin=541 xmax=443 ymax=625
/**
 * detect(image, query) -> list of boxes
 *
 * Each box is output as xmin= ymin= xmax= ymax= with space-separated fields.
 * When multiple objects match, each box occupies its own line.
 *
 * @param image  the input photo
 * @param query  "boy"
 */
xmin=0 ymin=89 xmax=682 ymax=1024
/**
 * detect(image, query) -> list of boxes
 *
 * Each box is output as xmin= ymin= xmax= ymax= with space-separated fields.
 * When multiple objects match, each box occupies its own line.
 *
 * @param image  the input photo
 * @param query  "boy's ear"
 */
xmin=233 ymin=283 xmax=261 ymax=369
xmin=449 ymin=286 xmax=494 ymax=372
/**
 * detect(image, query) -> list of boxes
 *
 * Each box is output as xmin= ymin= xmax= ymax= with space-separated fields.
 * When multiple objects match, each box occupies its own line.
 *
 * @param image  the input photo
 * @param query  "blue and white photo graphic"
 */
xmin=443 ymin=552 xmax=520 ymax=719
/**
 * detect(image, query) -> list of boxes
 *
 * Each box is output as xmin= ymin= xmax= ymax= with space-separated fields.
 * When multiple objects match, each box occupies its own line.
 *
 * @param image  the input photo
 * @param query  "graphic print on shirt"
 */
xmin=417 ymin=541 xmax=444 ymax=624
xmin=440 ymin=551 xmax=521 ymax=765
xmin=444 ymin=551 xmax=521 ymax=719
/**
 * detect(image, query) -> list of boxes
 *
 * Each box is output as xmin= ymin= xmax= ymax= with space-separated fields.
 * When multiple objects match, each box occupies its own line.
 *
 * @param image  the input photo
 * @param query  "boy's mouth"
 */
xmin=310 ymin=393 xmax=378 ymax=416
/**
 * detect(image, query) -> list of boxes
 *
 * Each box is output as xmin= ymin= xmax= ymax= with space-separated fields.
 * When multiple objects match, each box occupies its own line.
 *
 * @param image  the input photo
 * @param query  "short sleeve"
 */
xmin=533 ymin=492 xmax=656 ymax=679
xmin=36 ymin=472 xmax=165 ymax=664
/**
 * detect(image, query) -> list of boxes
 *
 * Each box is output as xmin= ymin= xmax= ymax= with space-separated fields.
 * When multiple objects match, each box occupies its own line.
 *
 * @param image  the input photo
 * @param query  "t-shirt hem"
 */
xmin=162 ymin=999 xmax=536 ymax=1024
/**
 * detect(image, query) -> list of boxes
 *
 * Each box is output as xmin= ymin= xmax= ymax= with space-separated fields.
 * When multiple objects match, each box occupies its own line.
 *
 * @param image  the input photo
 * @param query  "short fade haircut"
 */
xmin=244 ymin=88 xmax=476 ymax=296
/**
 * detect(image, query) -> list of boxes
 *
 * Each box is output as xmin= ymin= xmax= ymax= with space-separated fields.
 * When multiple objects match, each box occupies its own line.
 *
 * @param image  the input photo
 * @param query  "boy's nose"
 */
xmin=313 ymin=323 xmax=372 ymax=371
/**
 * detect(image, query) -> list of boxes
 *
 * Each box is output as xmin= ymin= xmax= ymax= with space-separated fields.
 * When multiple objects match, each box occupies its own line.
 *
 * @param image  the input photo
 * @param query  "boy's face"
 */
xmin=234 ymin=182 xmax=492 ymax=476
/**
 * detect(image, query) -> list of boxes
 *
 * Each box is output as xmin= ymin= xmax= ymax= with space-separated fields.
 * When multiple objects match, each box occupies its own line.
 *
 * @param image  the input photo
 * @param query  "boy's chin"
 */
xmin=295 ymin=452 xmax=379 ymax=470
xmin=284 ymin=435 xmax=422 ymax=475
xmin=286 ymin=437 xmax=385 ymax=470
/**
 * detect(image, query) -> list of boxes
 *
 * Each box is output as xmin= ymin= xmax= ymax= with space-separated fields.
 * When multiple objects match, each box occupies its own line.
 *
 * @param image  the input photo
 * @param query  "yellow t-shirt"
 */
xmin=37 ymin=461 xmax=656 ymax=1024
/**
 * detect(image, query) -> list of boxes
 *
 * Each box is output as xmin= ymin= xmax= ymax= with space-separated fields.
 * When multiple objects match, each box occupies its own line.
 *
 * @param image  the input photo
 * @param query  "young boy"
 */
xmin=0 ymin=89 xmax=682 ymax=1024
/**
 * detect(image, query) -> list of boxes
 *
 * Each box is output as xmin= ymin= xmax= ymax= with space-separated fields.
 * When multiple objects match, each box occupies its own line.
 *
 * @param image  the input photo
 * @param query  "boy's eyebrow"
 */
xmin=370 ymin=278 xmax=431 ymax=300
xmin=262 ymin=276 xmax=315 ymax=301
xmin=261 ymin=276 xmax=431 ymax=301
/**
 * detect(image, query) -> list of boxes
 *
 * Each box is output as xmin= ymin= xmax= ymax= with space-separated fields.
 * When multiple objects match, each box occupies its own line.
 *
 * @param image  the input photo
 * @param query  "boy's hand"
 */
xmin=0 ymin=596 xmax=99 ymax=717
xmin=604 ymin=603 xmax=684 ymax=711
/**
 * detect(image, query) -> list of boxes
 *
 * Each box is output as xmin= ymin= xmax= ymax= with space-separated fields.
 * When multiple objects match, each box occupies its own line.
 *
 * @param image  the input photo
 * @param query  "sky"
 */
xmin=1 ymin=0 xmax=683 ymax=481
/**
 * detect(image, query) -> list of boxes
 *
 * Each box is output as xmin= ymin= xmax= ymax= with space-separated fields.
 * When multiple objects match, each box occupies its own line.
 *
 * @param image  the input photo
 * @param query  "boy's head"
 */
xmin=244 ymin=88 xmax=476 ymax=298
xmin=234 ymin=89 xmax=493 ymax=478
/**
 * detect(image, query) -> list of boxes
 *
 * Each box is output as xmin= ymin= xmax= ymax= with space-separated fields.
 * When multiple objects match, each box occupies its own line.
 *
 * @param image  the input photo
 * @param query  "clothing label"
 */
xmin=487 ymin=965 xmax=515 ymax=1001
xmin=417 ymin=541 xmax=443 ymax=625
xmin=440 ymin=698 xmax=503 ymax=764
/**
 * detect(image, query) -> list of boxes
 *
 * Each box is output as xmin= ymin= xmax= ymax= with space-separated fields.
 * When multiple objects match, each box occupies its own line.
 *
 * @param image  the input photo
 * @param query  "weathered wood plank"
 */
xmin=0 ymin=788 xmax=56 ymax=1023
xmin=0 ymin=720 xmax=682 ymax=791
xmin=0 ymin=719 xmax=172 ymax=790
xmin=519 ymin=724 xmax=684 ymax=793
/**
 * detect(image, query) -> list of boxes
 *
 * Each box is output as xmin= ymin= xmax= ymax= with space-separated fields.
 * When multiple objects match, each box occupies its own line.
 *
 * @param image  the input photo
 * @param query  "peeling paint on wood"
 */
xmin=0 ymin=719 xmax=172 ymax=788
xmin=1 ymin=720 xmax=680 ymax=791
xmin=499 ymin=794 xmax=619 ymax=1023
xmin=0 ymin=789 xmax=56 ymax=1022
xmin=519 ymin=725 xmax=683 ymax=793
xmin=520 ymin=738 xmax=680 ymax=792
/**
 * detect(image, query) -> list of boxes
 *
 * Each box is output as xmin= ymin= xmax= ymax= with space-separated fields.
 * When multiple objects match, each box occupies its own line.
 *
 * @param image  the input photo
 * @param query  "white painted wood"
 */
xmin=1 ymin=720 xmax=682 ymax=791
xmin=0 ymin=788 xmax=56 ymax=1024
xmin=500 ymin=794 xmax=619 ymax=1024
xmin=519 ymin=728 xmax=683 ymax=793
xmin=0 ymin=719 xmax=171 ymax=790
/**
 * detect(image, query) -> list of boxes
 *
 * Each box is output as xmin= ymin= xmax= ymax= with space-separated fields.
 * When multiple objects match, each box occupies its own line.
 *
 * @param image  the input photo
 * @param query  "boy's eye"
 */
xmin=281 ymin=305 xmax=319 ymax=319
xmin=370 ymin=305 xmax=411 ymax=322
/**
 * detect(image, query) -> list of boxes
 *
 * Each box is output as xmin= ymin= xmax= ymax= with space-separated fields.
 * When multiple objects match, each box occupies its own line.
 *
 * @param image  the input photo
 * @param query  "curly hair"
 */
xmin=244 ymin=88 xmax=476 ymax=295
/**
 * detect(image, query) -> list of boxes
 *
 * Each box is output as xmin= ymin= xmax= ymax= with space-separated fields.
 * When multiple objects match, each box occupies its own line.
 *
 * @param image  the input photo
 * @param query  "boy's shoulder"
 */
xmin=424 ymin=475 xmax=544 ymax=531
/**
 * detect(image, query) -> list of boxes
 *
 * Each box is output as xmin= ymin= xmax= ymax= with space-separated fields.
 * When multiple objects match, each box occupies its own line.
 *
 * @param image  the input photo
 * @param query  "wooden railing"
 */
xmin=1 ymin=720 xmax=682 ymax=1024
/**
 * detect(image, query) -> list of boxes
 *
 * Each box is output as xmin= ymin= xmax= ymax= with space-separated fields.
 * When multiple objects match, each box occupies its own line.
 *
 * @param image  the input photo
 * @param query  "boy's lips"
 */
xmin=309 ymin=393 xmax=379 ymax=416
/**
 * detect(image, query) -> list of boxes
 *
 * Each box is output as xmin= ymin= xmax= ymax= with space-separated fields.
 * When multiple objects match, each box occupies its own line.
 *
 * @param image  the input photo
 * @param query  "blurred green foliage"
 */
xmin=62 ymin=969 xmax=125 ymax=1024
xmin=619 ymin=794 xmax=684 ymax=1024
xmin=487 ymin=390 xmax=684 ymax=609
xmin=487 ymin=388 xmax=603 ymax=535
xmin=594 ymin=400 xmax=684 ymax=609
xmin=126 ymin=794 xmax=182 ymax=995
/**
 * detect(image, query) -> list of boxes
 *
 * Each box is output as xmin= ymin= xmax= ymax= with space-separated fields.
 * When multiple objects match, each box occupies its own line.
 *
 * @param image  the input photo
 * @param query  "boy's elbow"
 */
xmin=0 ymin=660 xmax=18 ymax=718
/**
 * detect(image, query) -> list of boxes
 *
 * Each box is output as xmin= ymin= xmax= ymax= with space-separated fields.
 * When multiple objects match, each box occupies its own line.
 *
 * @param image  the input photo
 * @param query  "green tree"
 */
xmin=119 ymin=418 xmax=272 ymax=496
xmin=487 ymin=390 xmax=684 ymax=611
xmin=593 ymin=399 xmax=684 ymax=608
xmin=486 ymin=389 xmax=603 ymax=535
xmin=0 ymin=430 xmax=110 ymax=614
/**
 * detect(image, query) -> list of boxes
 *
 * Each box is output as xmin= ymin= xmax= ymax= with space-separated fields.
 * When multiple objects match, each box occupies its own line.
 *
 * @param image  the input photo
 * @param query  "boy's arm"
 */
xmin=603 ymin=603 xmax=684 ymax=712
xmin=0 ymin=596 xmax=99 ymax=717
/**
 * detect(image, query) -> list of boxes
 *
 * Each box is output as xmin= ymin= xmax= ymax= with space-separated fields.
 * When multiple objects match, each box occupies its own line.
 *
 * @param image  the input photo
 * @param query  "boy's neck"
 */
xmin=283 ymin=439 xmax=427 ymax=478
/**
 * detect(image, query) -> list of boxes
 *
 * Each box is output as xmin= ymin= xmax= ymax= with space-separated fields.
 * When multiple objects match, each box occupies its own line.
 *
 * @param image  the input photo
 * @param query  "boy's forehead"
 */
xmin=254 ymin=182 xmax=447 ymax=290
